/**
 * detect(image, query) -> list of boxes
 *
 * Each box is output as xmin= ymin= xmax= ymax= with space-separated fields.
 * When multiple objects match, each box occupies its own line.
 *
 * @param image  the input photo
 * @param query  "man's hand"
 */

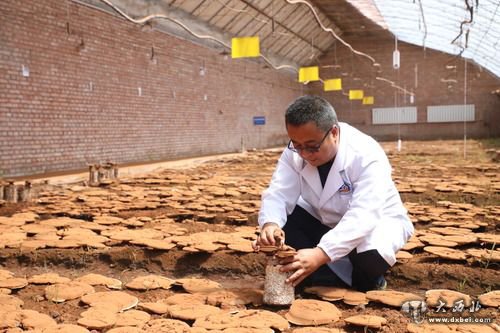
xmin=278 ymin=247 xmax=330 ymax=287
xmin=253 ymin=222 xmax=283 ymax=250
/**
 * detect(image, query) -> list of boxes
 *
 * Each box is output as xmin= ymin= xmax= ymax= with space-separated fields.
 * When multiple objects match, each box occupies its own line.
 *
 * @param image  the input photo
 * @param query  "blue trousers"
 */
xmin=283 ymin=205 xmax=390 ymax=292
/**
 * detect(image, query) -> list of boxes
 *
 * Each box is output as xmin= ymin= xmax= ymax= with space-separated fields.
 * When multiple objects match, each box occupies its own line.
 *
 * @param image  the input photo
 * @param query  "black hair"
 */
xmin=285 ymin=95 xmax=338 ymax=132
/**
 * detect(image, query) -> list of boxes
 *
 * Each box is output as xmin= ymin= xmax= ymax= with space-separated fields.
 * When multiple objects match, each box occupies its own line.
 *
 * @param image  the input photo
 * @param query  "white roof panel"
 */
xmin=373 ymin=0 xmax=500 ymax=78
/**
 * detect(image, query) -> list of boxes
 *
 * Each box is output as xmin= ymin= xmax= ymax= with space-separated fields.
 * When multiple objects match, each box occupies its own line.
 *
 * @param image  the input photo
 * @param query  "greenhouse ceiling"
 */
xmin=82 ymin=0 xmax=500 ymax=79
xmin=371 ymin=0 xmax=500 ymax=78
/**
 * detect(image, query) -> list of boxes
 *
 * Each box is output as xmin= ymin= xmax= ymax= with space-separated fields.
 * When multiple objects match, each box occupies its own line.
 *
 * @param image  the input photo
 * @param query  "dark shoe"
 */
xmin=375 ymin=275 xmax=387 ymax=290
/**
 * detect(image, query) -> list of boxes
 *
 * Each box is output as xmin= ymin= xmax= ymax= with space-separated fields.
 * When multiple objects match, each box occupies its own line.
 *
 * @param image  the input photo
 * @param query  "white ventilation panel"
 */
xmin=373 ymin=0 xmax=500 ymax=79
xmin=427 ymin=104 xmax=475 ymax=123
xmin=372 ymin=107 xmax=417 ymax=124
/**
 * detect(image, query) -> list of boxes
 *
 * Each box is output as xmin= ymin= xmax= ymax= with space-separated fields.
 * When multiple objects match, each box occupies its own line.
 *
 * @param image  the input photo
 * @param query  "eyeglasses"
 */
xmin=287 ymin=129 xmax=332 ymax=154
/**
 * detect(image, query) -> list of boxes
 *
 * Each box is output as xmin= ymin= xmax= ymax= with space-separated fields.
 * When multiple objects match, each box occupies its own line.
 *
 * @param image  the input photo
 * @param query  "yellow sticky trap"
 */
xmin=298 ymin=66 xmax=319 ymax=82
xmin=362 ymin=96 xmax=374 ymax=105
xmin=324 ymin=78 xmax=342 ymax=91
xmin=231 ymin=36 xmax=260 ymax=58
xmin=349 ymin=90 xmax=364 ymax=100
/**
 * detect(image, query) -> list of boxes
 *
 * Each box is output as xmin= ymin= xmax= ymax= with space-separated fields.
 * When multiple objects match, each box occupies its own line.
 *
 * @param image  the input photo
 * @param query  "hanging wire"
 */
xmin=260 ymin=54 xmax=298 ymax=72
xmin=66 ymin=1 xmax=71 ymax=35
xmin=452 ymin=0 xmax=475 ymax=55
xmin=472 ymin=0 xmax=500 ymax=58
xmin=95 ymin=0 xmax=298 ymax=73
xmin=395 ymin=50 xmax=401 ymax=151
xmin=98 ymin=0 xmax=230 ymax=47
xmin=452 ymin=0 xmax=475 ymax=45
xmin=463 ymin=58 xmax=468 ymax=159
xmin=271 ymin=0 xmax=275 ymax=33
xmin=333 ymin=41 xmax=338 ymax=67
xmin=94 ymin=0 xmax=419 ymax=94
xmin=285 ymin=0 xmax=376 ymax=65
xmin=309 ymin=36 xmax=315 ymax=59
xmin=284 ymin=0 xmax=413 ymax=96
xmin=349 ymin=52 xmax=354 ymax=112
xmin=375 ymin=77 xmax=414 ymax=96
xmin=200 ymin=0 xmax=299 ymax=38
xmin=414 ymin=63 xmax=418 ymax=89
xmin=417 ymin=0 xmax=428 ymax=50
xmin=213 ymin=0 xmax=269 ymax=25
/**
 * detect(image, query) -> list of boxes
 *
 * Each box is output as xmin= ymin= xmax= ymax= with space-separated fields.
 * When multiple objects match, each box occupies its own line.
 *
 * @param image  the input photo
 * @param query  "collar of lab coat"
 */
xmin=295 ymin=123 xmax=348 ymax=208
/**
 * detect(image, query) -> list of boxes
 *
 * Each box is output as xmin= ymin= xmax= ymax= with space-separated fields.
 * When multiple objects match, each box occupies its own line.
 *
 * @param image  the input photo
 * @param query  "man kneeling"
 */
xmin=255 ymin=95 xmax=414 ymax=292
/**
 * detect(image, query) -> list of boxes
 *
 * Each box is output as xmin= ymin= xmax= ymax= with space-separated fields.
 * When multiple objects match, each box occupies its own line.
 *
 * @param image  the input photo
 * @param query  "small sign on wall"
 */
xmin=253 ymin=116 xmax=266 ymax=125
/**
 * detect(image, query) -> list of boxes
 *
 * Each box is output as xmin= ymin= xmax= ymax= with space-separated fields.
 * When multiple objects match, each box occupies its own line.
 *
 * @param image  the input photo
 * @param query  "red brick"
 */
xmin=0 ymin=0 xmax=299 ymax=177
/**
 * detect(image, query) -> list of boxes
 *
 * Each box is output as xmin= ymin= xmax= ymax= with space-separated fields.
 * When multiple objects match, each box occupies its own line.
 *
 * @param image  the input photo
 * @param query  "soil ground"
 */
xmin=0 ymin=139 xmax=498 ymax=332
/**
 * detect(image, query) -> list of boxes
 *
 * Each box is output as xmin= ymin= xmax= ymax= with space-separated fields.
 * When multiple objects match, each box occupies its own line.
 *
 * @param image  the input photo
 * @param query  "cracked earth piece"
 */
xmin=0 ymin=277 xmax=28 ymax=289
xmin=106 ymin=327 xmax=141 ymax=333
xmin=21 ymin=309 xmax=58 ymax=330
xmin=45 ymin=281 xmax=95 ymax=303
xmin=77 ymin=307 xmax=117 ymax=330
xmin=478 ymin=290 xmax=500 ymax=307
xmin=141 ymin=318 xmax=191 ymax=333
xmin=304 ymin=286 xmax=348 ymax=301
xmin=28 ymin=273 xmax=71 ymax=284
xmin=366 ymin=290 xmax=423 ymax=307
xmin=115 ymin=310 xmax=151 ymax=327
xmin=75 ymin=273 xmax=123 ymax=289
xmin=193 ymin=309 xmax=290 ymax=331
xmin=406 ymin=322 xmax=499 ymax=333
xmin=175 ymin=277 xmax=222 ymax=293
xmin=80 ymin=291 xmax=139 ymax=312
xmin=125 ymin=274 xmax=174 ymax=291
xmin=162 ymin=292 xmax=208 ymax=305
xmin=222 ymin=328 xmax=274 ymax=333
xmin=40 ymin=324 xmax=92 ymax=333
xmin=425 ymin=289 xmax=472 ymax=308
xmin=342 ymin=290 xmax=368 ymax=306
xmin=291 ymin=328 xmax=346 ymax=333
xmin=285 ymin=299 xmax=342 ymax=326
xmin=0 ymin=310 xmax=23 ymax=329
xmin=205 ymin=288 xmax=263 ymax=308
xmin=344 ymin=314 xmax=387 ymax=329
xmin=137 ymin=301 xmax=170 ymax=315
xmin=167 ymin=303 xmax=221 ymax=321
xmin=423 ymin=246 xmax=467 ymax=260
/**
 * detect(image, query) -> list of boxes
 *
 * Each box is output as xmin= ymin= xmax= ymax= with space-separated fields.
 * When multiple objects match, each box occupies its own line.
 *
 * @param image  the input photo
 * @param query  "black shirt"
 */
xmin=317 ymin=159 xmax=334 ymax=187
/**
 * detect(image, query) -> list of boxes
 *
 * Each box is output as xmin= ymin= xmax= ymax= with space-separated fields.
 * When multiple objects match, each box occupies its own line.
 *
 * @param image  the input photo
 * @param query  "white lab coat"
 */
xmin=258 ymin=122 xmax=414 ymax=285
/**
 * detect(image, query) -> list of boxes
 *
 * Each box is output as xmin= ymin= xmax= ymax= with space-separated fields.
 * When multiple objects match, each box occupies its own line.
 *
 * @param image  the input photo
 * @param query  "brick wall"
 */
xmin=310 ymin=38 xmax=500 ymax=140
xmin=0 ymin=0 xmax=302 ymax=177
xmin=2 ymin=0 xmax=499 ymax=178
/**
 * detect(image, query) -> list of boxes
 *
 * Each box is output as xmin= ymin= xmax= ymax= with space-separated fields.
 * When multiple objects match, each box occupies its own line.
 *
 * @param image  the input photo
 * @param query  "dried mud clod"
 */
xmin=0 ymin=142 xmax=499 ymax=332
